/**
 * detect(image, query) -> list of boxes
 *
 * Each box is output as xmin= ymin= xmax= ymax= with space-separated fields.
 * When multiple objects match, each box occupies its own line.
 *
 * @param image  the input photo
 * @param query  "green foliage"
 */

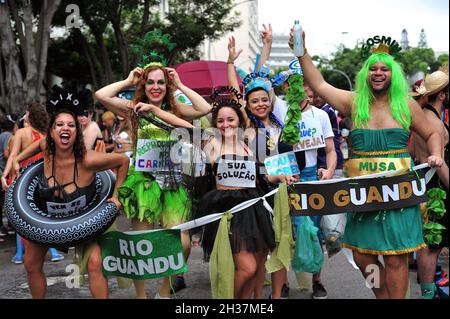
xmin=46 ymin=1 xmax=448 ymax=91
xmin=396 ymin=47 xmax=436 ymax=75
xmin=428 ymin=188 xmax=447 ymax=200
xmin=132 ymin=29 xmax=176 ymax=67
xmin=162 ymin=0 xmax=241 ymax=64
xmin=47 ymin=34 xmax=90 ymax=81
xmin=423 ymin=187 xmax=447 ymax=245
xmin=282 ymin=73 xmax=304 ymax=145
xmin=423 ymin=222 xmax=446 ymax=246
xmin=438 ymin=54 xmax=449 ymax=66
xmin=48 ymin=0 xmax=241 ymax=87
xmin=314 ymin=43 xmax=365 ymax=91
xmin=426 ymin=188 xmax=447 ymax=219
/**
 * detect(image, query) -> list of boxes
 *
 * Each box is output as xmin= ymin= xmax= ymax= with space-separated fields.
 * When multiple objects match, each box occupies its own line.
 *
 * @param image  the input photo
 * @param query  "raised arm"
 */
xmin=227 ymin=36 xmax=250 ymax=127
xmin=1 ymin=130 xmax=25 ymax=189
xmin=319 ymin=137 xmax=337 ymax=180
xmin=3 ymin=136 xmax=12 ymax=159
xmin=227 ymin=36 xmax=243 ymax=95
xmin=134 ymin=102 xmax=194 ymax=128
xmin=1 ymin=135 xmax=44 ymax=190
xmin=437 ymin=162 xmax=449 ymax=189
xmin=256 ymin=23 xmax=273 ymax=72
xmin=166 ymin=67 xmax=212 ymax=120
xmin=288 ymin=31 xmax=354 ymax=116
xmin=409 ymin=99 xmax=443 ymax=168
xmin=15 ymin=138 xmax=45 ymax=164
xmin=5 ymin=129 xmax=24 ymax=162
xmin=95 ymin=67 xmax=143 ymax=117
xmin=84 ymin=150 xmax=130 ymax=209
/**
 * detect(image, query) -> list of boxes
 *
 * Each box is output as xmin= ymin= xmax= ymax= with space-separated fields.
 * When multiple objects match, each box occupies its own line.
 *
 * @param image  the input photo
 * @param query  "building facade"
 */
xmin=262 ymin=33 xmax=292 ymax=70
xmin=199 ymin=0 xmax=260 ymax=73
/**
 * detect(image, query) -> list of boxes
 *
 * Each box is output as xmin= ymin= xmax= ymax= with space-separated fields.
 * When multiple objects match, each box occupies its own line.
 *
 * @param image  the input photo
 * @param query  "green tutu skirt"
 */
xmin=118 ymin=166 xmax=191 ymax=226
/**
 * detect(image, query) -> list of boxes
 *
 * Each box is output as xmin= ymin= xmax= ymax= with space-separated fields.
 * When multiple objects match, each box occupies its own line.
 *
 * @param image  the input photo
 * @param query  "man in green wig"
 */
xmin=289 ymin=31 xmax=443 ymax=299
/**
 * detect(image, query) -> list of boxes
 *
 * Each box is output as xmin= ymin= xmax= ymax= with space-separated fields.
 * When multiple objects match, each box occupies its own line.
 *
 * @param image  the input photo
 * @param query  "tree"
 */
xmin=397 ymin=47 xmax=435 ymax=75
xmin=437 ymin=54 xmax=449 ymax=66
xmin=162 ymin=0 xmax=241 ymax=65
xmin=0 ymin=51 xmax=6 ymax=110
xmin=0 ymin=0 xmax=61 ymax=114
xmin=312 ymin=43 xmax=365 ymax=90
xmin=48 ymin=0 xmax=241 ymax=89
xmin=47 ymin=32 xmax=95 ymax=87
xmin=49 ymin=0 xmax=151 ymax=87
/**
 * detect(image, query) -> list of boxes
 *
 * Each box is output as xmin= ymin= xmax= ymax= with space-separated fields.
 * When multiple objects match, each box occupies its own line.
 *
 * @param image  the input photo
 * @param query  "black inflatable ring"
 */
xmin=5 ymin=158 xmax=118 ymax=247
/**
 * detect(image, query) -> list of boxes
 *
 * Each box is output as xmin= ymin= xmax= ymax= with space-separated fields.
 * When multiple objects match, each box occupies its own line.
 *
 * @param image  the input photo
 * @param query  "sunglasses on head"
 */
xmin=80 ymin=110 xmax=91 ymax=117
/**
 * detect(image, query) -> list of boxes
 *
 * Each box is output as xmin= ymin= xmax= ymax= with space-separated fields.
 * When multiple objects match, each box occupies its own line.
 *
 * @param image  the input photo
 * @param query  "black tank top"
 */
xmin=38 ymin=157 xmax=96 ymax=215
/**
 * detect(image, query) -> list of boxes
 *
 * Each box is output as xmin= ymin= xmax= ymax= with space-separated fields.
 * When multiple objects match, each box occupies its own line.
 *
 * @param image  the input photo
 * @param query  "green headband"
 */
xmin=132 ymin=29 xmax=176 ymax=68
xmin=361 ymin=35 xmax=402 ymax=59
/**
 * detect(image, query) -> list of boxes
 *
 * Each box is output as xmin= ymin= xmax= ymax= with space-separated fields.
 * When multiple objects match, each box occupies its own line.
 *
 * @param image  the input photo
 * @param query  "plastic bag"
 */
xmin=320 ymin=213 xmax=346 ymax=257
xmin=292 ymin=216 xmax=324 ymax=273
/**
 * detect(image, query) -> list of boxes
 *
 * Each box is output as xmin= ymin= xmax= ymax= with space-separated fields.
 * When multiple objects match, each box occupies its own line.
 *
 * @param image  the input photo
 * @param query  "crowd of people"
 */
xmin=0 ymin=23 xmax=448 ymax=300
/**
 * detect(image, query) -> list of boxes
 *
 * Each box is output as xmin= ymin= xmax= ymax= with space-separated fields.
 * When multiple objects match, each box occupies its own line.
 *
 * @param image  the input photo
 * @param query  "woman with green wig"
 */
xmin=289 ymin=32 xmax=443 ymax=299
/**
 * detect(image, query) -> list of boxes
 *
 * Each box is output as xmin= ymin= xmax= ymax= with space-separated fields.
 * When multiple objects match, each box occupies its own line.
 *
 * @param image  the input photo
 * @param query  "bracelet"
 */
xmin=299 ymin=48 xmax=308 ymax=59
xmin=227 ymin=61 xmax=234 ymax=64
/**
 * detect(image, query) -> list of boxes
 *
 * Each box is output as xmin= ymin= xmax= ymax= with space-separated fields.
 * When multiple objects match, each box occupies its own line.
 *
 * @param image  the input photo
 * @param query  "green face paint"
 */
xmin=146 ymin=79 xmax=166 ymax=86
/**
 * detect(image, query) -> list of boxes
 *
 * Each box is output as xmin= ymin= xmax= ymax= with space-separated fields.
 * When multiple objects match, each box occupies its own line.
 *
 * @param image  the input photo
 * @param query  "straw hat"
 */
xmin=409 ymin=79 xmax=427 ymax=97
xmin=424 ymin=70 xmax=449 ymax=96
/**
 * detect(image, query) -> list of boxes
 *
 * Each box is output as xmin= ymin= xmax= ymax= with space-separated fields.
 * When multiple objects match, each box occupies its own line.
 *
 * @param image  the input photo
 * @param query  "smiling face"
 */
xmin=247 ymin=89 xmax=271 ymax=120
xmin=51 ymin=113 xmax=77 ymax=150
xmin=215 ymin=106 xmax=240 ymax=138
xmin=368 ymin=61 xmax=392 ymax=92
xmin=145 ymin=69 xmax=167 ymax=106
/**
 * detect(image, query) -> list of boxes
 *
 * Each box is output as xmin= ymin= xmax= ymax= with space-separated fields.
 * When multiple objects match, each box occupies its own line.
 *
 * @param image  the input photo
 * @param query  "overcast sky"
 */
xmin=258 ymin=0 xmax=449 ymax=57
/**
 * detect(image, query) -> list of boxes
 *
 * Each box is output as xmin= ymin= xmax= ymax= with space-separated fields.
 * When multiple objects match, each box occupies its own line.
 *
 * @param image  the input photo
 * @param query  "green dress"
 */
xmin=117 ymin=117 xmax=190 ymax=227
xmin=341 ymin=128 xmax=426 ymax=255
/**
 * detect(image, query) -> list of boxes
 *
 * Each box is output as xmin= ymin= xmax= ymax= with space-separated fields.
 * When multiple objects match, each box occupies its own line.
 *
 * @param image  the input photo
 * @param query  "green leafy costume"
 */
xmin=118 ymin=117 xmax=190 ymax=226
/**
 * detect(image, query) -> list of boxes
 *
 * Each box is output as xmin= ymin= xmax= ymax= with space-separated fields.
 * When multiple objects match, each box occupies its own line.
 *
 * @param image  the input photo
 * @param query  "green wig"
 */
xmin=353 ymin=53 xmax=411 ymax=130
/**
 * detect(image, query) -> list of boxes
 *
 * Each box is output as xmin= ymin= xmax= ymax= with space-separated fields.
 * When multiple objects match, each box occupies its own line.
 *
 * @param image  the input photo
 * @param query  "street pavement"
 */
xmin=0 ymin=215 xmax=447 ymax=299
